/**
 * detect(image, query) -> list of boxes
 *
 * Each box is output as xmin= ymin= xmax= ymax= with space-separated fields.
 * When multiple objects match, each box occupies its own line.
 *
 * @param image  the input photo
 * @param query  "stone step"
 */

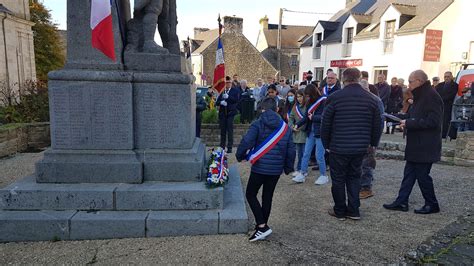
xmin=0 ymin=166 xmax=248 ymax=242
xmin=0 ymin=176 xmax=223 ymax=211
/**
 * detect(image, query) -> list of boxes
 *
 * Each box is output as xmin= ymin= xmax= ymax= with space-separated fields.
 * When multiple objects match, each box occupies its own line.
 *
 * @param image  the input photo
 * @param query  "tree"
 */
xmin=29 ymin=0 xmax=65 ymax=82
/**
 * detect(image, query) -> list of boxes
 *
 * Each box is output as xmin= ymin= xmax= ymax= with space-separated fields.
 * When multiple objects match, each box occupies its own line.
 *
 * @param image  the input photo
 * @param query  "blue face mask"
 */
xmin=287 ymin=96 xmax=295 ymax=103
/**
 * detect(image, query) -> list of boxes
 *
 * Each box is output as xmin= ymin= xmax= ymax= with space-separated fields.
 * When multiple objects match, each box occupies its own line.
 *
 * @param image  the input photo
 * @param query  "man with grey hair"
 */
xmin=321 ymin=68 xmax=383 ymax=220
xmin=384 ymin=69 xmax=443 ymax=214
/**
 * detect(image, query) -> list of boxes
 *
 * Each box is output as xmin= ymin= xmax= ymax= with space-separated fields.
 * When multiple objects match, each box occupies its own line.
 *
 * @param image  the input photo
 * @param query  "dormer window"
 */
xmin=383 ymin=20 xmax=395 ymax=54
xmin=312 ymin=33 xmax=322 ymax=59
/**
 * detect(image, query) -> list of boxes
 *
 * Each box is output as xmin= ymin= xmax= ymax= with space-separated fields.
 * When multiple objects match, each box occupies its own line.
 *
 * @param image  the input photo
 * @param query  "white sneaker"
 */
xmin=292 ymin=173 xmax=307 ymax=183
xmin=291 ymin=171 xmax=300 ymax=177
xmin=315 ymin=175 xmax=329 ymax=185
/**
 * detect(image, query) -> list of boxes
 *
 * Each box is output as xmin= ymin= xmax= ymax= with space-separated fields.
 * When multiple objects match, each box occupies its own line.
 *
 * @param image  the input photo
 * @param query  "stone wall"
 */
xmin=200 ymin=124 xmax=250 ymax=148
xmin=454 ymin=131 xmax=474 ymax=167
xmin=0 ymin=123 xmax=50 ymax=158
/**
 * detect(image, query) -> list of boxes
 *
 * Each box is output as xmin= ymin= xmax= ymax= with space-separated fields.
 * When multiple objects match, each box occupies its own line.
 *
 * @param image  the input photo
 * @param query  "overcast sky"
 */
xmin=42 ymin=0 xmax=345 ymax=45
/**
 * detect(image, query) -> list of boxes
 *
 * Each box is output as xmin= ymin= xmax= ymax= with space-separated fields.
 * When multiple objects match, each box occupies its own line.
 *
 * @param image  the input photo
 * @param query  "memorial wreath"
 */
xmin=206 ymin=148 xmax=229 ymax=188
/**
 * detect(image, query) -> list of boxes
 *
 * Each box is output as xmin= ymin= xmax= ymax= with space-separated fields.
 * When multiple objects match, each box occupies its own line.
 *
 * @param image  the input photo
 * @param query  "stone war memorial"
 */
xmin=0 ymin=0 xmax=247 ymax=242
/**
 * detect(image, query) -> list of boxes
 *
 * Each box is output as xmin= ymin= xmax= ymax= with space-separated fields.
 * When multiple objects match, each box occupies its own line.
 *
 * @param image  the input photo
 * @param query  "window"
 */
xmin=346 ymin=27 xmax=354 ymax=43
xmin=290 ymin=55 xmax=298 ymax=67
xmin=342 ymin=28 xmax=353 ymax=57
xmin=312 ymin=33 xmax=322 ymax=59
xmin=383 ymin=20 xmax=395 ymax=54
xmin=373 ymin=67 xmax=388 ymax=84
xmin=315 ymin=67 xmax=324 ymax=82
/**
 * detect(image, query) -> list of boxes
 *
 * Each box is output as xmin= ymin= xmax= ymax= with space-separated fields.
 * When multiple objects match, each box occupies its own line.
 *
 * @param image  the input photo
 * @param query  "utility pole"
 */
xmin=277 ymin=8 xmax=283 ymax=80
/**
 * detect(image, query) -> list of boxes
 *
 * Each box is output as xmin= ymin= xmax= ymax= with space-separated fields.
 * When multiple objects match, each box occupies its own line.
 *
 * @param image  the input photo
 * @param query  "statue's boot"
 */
xmin=143 ymin=12 xmax=169 ymax=54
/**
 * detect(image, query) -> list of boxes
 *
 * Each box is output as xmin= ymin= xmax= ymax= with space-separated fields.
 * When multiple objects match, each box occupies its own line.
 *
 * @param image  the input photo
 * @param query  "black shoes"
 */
xmin=226 ymin=148 xmax=232 ymax=153
xmin=383 ymin=202 xmax=409 ymax=212
xmin=414 ymin=205 xmax=440 ymax=214
xmin=249 ymin=225 xmax=272 ymax=242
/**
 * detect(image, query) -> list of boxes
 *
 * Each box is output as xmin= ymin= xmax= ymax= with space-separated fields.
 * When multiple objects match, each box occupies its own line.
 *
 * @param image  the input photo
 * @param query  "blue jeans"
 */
xmin=300 ymin=131 xmax=326 ymax=176
xmin=295 ymin=143 xmax=305 ymax=171
xmin=360 ymin=156 xmax=374 ymax=189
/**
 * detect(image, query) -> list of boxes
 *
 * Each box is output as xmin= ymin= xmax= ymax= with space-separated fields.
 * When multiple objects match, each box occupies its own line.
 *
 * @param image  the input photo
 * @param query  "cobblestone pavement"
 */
xmin=0 ymin=145 xmax=472 ymax=264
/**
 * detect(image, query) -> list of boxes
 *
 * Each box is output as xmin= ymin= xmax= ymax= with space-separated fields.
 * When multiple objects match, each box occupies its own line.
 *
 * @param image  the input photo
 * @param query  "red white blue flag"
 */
xmin=91 ymin=0 xmax=116 ymax=61
xmin=307 ymin=96 xmax=327 ymax=114
xmin=213 ymin=15 xmax=225 ymax=93
xmin=247 ymin=120 xmax=288 ymax=164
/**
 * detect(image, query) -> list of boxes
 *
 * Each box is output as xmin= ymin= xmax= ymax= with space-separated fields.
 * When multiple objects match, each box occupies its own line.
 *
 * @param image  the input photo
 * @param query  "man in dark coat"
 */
xmin=321 ymin=72 xmax=341 ymax=96
xmin=321 ymin=68 xmax=383 ymax=220
xmin=195 ymin=92 xmax=207 ymax=137
xmin=435 ymin=71 xmax=458 ymax=138
xmin=361 ymin=71 xmax=379 ymax=96
xmin=216 ymin=76 xmax=240 ymax=153
xmin=384 ymin=70 xmax=443 ymax=214
xmin=375 ymin=73 xmax=390 ymax=109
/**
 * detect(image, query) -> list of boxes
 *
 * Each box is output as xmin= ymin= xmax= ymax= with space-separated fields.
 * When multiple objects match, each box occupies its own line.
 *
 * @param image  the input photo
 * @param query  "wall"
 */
xmin=421 ymin=0 xmax=474 ymax=77
xmin=0 ymin=123 xmax=50 ymax=158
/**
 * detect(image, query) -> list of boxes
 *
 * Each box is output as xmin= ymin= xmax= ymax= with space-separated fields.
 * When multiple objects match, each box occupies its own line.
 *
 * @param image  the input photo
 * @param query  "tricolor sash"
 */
xmin=323 ymin=85 xmax=328 ymax=96
xmin=217 ymin=149 xmax=226 ymax=180
xmin=247 ymin=120 xmax=288 ymax=164
xmin=295 ymin=104 xmax=304 ymax=119
xmin=307 ymin=96 xmax=327 ymax=114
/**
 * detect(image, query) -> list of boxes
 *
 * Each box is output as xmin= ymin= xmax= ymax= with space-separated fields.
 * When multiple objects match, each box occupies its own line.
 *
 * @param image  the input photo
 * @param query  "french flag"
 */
xmin=90 ymin=0 xmax=116 ymax=61
xmin=213 ymin=37 xmax=225 ymax=93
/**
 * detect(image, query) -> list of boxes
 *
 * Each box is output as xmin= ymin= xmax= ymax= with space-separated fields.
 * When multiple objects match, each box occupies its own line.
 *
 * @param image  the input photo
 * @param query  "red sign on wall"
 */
xmin=330 ymin=59 xmax=363 ymax=68
xmin=423 ymin=29 xmax=443 ymax=62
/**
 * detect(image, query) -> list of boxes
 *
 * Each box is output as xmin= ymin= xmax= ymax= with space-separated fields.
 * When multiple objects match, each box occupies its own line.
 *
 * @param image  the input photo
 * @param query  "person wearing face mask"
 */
xmin=283 ymin=89 xmax=297 ymax=123
xmin=453 ymin=85 xmax=474 ymax=132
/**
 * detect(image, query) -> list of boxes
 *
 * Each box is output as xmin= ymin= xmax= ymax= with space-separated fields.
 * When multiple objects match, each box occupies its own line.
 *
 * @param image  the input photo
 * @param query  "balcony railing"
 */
xmin=342 ymin=43 xmax=352 ymax=57
xmin=312 ymin=47 xmax=321 ymax=59
xmin=382 ymin=39 xmax=394 ymax=54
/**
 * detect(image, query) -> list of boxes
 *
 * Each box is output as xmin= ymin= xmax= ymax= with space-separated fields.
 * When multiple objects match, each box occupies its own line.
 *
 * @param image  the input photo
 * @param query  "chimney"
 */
xmin=223 ymin=16 xmax=243 ymax=34
xmin=346 ymin=0 xmax=357 ymax=8
xmin=193 ymin=27 xmax=209 ymax=39
xmin=259 ymin=15 xmax=269 ymax=30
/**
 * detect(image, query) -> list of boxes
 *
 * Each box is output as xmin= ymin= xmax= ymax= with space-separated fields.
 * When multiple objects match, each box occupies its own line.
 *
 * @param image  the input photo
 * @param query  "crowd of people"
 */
xmin=198 ymin=66 xmax=473 ymax=242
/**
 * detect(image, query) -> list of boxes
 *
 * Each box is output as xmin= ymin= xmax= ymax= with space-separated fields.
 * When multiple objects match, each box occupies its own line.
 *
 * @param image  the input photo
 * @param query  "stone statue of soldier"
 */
xmin=126 ymin=0 xmax=180 ymax=55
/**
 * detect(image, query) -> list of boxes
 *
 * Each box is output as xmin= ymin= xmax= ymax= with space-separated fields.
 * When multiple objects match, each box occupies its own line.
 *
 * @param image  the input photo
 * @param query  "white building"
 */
xmin=300 ymin=0 xmax=474 ymax=84
xmin=0 ymin=0 xmax=36 ymax=93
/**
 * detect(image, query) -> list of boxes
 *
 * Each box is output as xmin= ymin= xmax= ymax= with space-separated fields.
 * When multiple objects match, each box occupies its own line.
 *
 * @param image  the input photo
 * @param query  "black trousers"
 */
xmin=246 ymin=172 xmax=280 ymax=226
xmin=196 ymin=115 xmax=202 ymax=138
xmin=219 ymin=115 xmax=234 ymax=149
xmin=395 ymin=161 xmax=439 ymax=207
xmin=328 ymin=153 xmax=364 ymax=217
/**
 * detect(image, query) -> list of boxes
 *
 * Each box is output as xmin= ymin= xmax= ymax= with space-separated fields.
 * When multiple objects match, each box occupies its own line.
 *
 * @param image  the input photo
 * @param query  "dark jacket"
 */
xmin=322 ymin=83 xmax=341 ymax=96
xmin=436 ymin=81 xmax=459 ymax=137
xmin=369 ymin=84 xmax=379 ymax=96
xmin=321 ymin=83 xmax=383 ymax=155
xmin=216 ymin=87 xmax=240 ymax=118
xmin=236 ymin=110 xmax=296 ymax=176
xmin=376 ymin=81 xmax=391 ymax=108
xmin=296 ymin=96 xmax=326 ymax=138
xmin=387 ymin=85 xmax=403 ymax=114
xmin=320 ymin=77 xmax=341 ymax=89
xmin=400 ymin=81 xmax=443 ymax=163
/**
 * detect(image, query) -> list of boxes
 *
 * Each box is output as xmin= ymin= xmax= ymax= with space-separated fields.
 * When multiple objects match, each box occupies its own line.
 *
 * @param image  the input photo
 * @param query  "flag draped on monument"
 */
xmin=90 ymin=0 xmax=116 ymax=61
xmin=213 ymin=15 xmax=225 ymax=93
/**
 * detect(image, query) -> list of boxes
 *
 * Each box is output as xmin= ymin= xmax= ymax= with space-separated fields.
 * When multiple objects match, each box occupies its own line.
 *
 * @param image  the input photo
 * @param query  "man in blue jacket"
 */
xmin=236 ymin=97 xmax=296 ymax=242
xmin=216 ymin=76 xmax=240 ymax=153
xmin=321 ymin=68 xmax=383 ymax=221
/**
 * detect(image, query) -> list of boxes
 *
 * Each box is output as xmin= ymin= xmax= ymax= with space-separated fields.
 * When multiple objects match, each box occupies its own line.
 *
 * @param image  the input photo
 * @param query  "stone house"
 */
xmin=190 ymin=16 xmax=277 ymax=87
xmin=256 ymin=16 xmax=313 ymax=84
xmin=0 ymin=0 xmax=36 ymax=99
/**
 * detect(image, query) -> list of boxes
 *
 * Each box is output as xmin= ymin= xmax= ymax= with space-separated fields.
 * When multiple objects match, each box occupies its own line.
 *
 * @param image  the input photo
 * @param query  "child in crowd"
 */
xmin=288 ymin=89 xmax=307 ymax=177
xmin=236 ymin=97 xmax=295 ymax=242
